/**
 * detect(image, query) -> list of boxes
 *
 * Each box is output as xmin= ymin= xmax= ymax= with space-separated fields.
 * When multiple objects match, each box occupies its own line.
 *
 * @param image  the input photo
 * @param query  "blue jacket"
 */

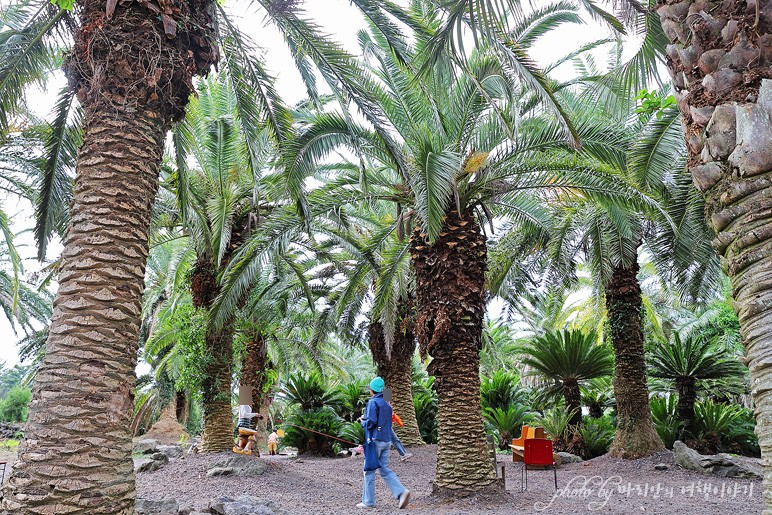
xmin=361 ymin=392 xmax=392 ymax=442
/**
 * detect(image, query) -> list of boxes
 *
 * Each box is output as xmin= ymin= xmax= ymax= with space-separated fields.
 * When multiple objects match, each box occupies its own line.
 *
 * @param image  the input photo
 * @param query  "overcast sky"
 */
xmin=0 ymin=0 xmax=623 ymax=368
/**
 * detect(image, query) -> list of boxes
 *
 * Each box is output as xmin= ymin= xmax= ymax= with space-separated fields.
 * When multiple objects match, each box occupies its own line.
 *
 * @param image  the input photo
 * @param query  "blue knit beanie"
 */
xmin=369 ymin=377 xmax=385 ymax=393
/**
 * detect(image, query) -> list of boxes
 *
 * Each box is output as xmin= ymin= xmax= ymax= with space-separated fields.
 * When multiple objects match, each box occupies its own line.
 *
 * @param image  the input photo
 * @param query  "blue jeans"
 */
xmin=362 ymin=440 xmax=406 ymax=507
xmin=391 ymin=429 xmax=406 ymax=456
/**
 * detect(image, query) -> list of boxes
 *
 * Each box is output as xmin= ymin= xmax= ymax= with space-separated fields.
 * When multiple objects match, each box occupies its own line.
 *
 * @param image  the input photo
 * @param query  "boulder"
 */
xmin=556 ymin=452 xmax=583 ymax=464
xmin=135 ymin=498 xmax=179 ymax=515
xmin=209 ymin=496 xmax=284 ymax=515
xmin=654 ymin=463 xmax=668 ymax=471
xmin=206 ymin=467 xmax=235 ymax=477
xmin=134 ymin=458 xmax=164 ymax=474
xmin=156 ymin=444 xmax=183 ymax=460
xmin=207 ymin=456 xmax=268 ymax=477
xmin=149 ymin=452 xmax=169 ymax=464
xmin=673 ymin=441 xmax=762 ymax=479
xmin=135 ymin=439 xmax=159 ymax=454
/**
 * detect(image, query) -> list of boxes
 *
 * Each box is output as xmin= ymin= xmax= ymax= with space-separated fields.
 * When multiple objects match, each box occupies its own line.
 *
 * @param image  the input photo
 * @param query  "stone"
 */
xmin=134 ymin=458 xmax=163 ymax=474
xmin=207 ymin=455 xmax=268 ymax=477
xmin=156 ymin=444 xmax=183 ymax=459
xmin=703 ymin=104 xmax=737 ymax=160
xmin=135 ymin=498 xmax=179 ymax=515
xmin=150 ymin=452 xmax=169 ymax=464
xmin=556 ymin=452 xmax=583 ymax=464
xmin=673 ymin=441 xmax=762 ymax=479
xmin=135 ymin=439 xmax=159 ymax=454
xmin=654 ymin=463 xmax=669 ymax=470
xmin=206 ymin=467 xmax=235 ymax=477
xmin=729 ymin=79 xmax=772 ymax=176
xmin=209 ymin=496 xmax=284 ymax=515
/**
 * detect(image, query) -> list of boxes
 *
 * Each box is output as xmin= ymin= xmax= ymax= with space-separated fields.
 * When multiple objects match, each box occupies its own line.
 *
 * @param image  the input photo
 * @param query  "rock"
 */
xmin=134 ymin=458 xmax=163 ymax=474
xmin=209 ymin=495 xmax=284 ymax=515
xmin=0 ymin=422 xmax=23 ymax=439
xmin=207 ymin=467 xmax=235 ymax=477
xmin=135 ymin=498 xmax=179 ymax=514
xmin=207 ymin=455 xmax=268 ymax=477
xmin=673 ymin=441 xmax=762 ymax=479
xmin=135 ymin=439 xmax=159 ymax=454
xmin=556 ymin=452 xmax=583 ymax=464
xmin=150 ymin=452 xmax=169 ymax=464
xmin=654 ymin=463 xmax=668 ymax=470
xmin=156 ymin=444 xmax=183 ymax=460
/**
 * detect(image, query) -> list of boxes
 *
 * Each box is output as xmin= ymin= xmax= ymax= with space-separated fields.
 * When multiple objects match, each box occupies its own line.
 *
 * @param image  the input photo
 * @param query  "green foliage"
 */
xmin=533 ymin=406 xmax=575 ymax=446
xmin=0 ymin=385 xmax=31 ymax=422
xmin=340 ymin=421 xmax=365 ymax=446
xmin=484 ymin=405 xmax=531 ymax=450
xmin=650 ymin=395 xmax=683 ymax=449
xmin=634 ymin=89 xmax=676 ymax=119
xmin=723 ymin=407 xmax=759 ymax=457
xmin=282 ymin=407 xmax=343 ymax=456
xmin=413 ymin=376 xmax=438 ymax=444
xmin=169 ymin=305 xmax=208 ymax=399
xmin=0 ymin=364 xmax=29 ymax=398
xmin=480 ymin=370 xmax=525 ymax=412
xmin=280 ymin=372 xmax=342 ymax=411
xmin=333 ymin=380 xmax=368 ymax=422
xmin=578 ymin=416 xmax=615 ymax=458
xmin=690 ymin=399 xmax=758 ymax=456
xmin=49 ymin=0 xmax=76 ymax=10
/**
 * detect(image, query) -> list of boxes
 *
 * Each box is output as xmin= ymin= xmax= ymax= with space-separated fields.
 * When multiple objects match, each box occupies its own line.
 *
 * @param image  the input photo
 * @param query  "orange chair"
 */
xmin=510 ymin=426 xmax=546 ymax=461
xmin=521 ymin=438 xmax=557 ymax=491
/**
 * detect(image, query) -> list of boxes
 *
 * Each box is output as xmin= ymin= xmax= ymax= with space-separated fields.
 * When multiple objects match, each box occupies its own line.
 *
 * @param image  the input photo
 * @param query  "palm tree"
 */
xmin=648 ymin=332 xmax=747 ymax=436
xmin=519 ymin=329 xmax=613 ymax=427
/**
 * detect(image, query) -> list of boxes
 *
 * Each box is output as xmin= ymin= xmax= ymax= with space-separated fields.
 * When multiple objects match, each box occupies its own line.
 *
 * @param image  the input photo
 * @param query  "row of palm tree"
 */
xmin=1 ymin=0 xmax=770 ymax=512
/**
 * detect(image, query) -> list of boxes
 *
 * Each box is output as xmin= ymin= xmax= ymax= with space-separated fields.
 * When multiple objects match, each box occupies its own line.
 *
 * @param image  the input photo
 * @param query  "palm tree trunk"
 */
xmin=411 ymin=210 xmax=497 ymax=495
xmin=657 ymin=3 xmax=772 ymax=507
xmin=562 ymin=379 xmax=583 ymax=427
xmin=199 ymin=322 xmax=235 ymax=452
xmin=606 ymin=261 xmax=664 ymax=458
xmin=368 ymin=320 xmax=423 ymax=445
xmin=0 ymin=0 xmax=216 ymax=511
xmin=676 ymin=377 xmax=697 ymax=436
xmin=241 ymin=334 xmax=270 ymax=448
xmin=588 ymin=404 xmax=603 ymax=419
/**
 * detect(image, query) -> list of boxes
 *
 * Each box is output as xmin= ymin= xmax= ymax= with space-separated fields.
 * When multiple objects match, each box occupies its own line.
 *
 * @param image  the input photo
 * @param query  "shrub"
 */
xmin=413 ymin=391 xmax=438 ymax=444
xmin=480 ymin=370 xmax=523 ymax=412
xmin=334 ymin=380 xmax=368 ymax=422
xmin=282 ymin=407 xmax=343 ymax=456
xmin=484 ymin=405 xmax=531 ymax=450
xmin=690 ymin=400 xmax=758 ymax=456
xmin=533 ymin=407 xmax=575 ymax=450
xmin=724 ymin=407 xmax=759 ymax=457
xmin=341 ymin=421 xmax=365 ymax=446
xmin=280 ymin=372 xmax=341 ymax=411
xmin=0 ymin=385 xmax=31 ymax=423
xmin=578 ymin=416 xmax=615 ymax=458
xmin=650 ymin=395 xmax=683 ymax=449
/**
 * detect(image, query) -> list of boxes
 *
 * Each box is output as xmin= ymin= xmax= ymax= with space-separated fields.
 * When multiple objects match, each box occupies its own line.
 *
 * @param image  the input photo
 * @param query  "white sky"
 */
xmin=0 ymin=0 xmax=628 ymax=368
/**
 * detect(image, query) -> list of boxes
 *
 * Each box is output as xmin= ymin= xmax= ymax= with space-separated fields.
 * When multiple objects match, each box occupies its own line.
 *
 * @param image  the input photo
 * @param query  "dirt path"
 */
xmin=137 ymin=445 xmax=763 ymax=514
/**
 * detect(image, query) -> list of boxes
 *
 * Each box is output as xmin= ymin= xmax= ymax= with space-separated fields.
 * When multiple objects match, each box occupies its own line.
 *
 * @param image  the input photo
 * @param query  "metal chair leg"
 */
xmin=553 ymin=466 xmax=557 ymax=489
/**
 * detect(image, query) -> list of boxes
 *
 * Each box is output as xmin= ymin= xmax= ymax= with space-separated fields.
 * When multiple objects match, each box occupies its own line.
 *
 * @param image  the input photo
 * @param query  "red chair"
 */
xmin=521 ymin=438 xmax=557 ymax=491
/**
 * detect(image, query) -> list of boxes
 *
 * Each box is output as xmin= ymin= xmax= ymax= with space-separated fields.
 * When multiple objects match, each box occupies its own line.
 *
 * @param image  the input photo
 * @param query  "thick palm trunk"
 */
xmin=241 ymin=334 xmax=270 ymax=447
xmin=676 ymin=377 xmax=698 ymax=436
xmin=606 ymin=261 xmax=664 ymax=458
xmin=562 ymin=379 xmax=582 ymax=427
xmin=589 ymin=404 xmax=603 ymax=419
xmin=657 ymin=2 xmax=772 ymax=508
xmin=1 ymin=0 xmax=215 ymax=511
xmin=411 ymin=210 xmax=497 ymax=495
xmin=368 ymin=320 xmax=423 ymax=445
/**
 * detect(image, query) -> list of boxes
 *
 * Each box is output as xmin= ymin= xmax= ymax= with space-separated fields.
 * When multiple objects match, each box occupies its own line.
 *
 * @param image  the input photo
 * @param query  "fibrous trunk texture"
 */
xmin=656 ymin=1 xmax=772 ymax=509
xmin=606 ymin=261 xmax=664 ymax=458
xmin=241 ymin=334 xmax=270 ymax=448
xmin=589 ymin=404 xmax=603 ymax=418
xmin=368 ymin=319 xmax=423 ymax=445
xmin=676 ymin=377 xmax=698 ymax=436
xmin=562 ymin=380 xmax=583 ymax=428
xmin=411 ymin=210 xmax=497 ymax=495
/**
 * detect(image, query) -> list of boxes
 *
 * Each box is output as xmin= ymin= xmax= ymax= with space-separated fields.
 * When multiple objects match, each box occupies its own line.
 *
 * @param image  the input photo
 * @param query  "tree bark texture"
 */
xmin=0 ymin=0 xmax=217 ymax=511
xmin=676 ymin=377 xmax=698 ymax=436
xmin=368 ymin=319 xmax=423 ymax=446
xmin=657 ymin=1 xmax=772 ymax=509
xmin=410 ymin=210 xmax=497 ymax=495
xmin=241 ymin=334 xmax=270 ymax=448
xmin=562 ymin=379 xmax=583 ymax=428
xmin=606 ymin=261 xmax=664 ymax=458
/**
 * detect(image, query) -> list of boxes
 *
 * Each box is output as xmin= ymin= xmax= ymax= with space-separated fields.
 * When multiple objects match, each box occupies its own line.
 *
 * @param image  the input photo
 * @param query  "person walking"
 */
xmin=390 ymin=410 xmax=413 ymax=461
xmin=357 ymin=377 xmax=410 ymax=510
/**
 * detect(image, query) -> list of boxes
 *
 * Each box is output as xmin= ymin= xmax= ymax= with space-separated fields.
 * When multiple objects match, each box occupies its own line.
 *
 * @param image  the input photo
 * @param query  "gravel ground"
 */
xmin=137 ymin=445 xmax=763 ymax=514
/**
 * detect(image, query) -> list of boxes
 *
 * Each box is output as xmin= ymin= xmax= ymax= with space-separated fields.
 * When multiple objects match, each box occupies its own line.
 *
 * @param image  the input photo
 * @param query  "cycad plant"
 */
xmin=648 ymin=332 xmax=747 ymax=436
xmin=520 ymin=329 xmax=613 ymax=427
xmin=483 ymin=405 xmax=530 ymax=450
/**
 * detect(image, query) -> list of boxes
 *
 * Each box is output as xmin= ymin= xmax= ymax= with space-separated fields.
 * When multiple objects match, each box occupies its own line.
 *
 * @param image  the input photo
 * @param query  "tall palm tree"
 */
xmin=648 ymin=332 xmax=747 ymax=436
xmin=519 ymin=329 xmax=613 ymax=427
